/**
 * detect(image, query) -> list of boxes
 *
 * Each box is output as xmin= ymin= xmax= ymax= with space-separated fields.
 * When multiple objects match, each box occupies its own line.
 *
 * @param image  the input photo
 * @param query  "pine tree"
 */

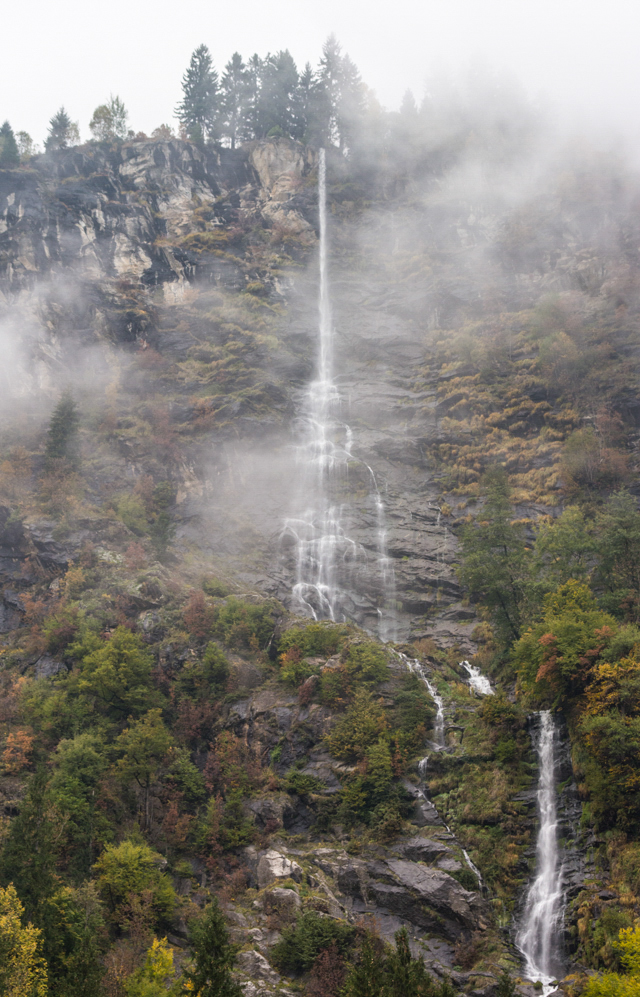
xmin=184 ymin=898 xmax=242 ymax=997
xmin=336 ymin=53 xmax=365 ymax=151
xmin=45 ymin=107 xmax=80 ymax=151
xmin=220 ymin=52 xmax=248 ymax=149
xmin=44 ymin=392 xmax=80 ymax=470
xmin=298 ymin=62 xmax=326 ymax=145
xmin=258 ymin=50 xmax=300 ymax=139
xmin=176 ymin=45 xmax=219 ymax=144
xmin=0 ymin=768 xmax=58 ymax=919
xmin=318 ymin=35 xmax=343 ymax=146
xmin=0 ymin=121 xmax=20 ymax=167
xmin=243 ymin=54 xmax=263 ymax=140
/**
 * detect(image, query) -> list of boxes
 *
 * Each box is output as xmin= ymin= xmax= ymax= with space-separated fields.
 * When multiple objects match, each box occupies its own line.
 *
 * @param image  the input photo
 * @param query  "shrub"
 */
xmin=93 ymin=839 xmax=177 ymax=928
xmin=343 ymin=642 xmax=389 ymax=685
xmin=278 ymin=646 xmax=318 ymax=687
xmin=284 ymin=770 xmax=325 ymax=795
xmin=326 ymin=689 xmax=389 ymax=761
xmin=43 ymin=607 xmax=81 ymax=654
xmin=271 ymin=911 xmax=355 ymax=976
xmin=183 ymin=590 xmax=216 ymax=639
xmin=278 ymin=622 xmax=350 ymax=659
xmin=213 ymin=597 xmax=277 ymax=652
xmin=202 ymin=577 xmax=230 ymax=597
xmin=202 ymin=643 xmax=230 ymax=689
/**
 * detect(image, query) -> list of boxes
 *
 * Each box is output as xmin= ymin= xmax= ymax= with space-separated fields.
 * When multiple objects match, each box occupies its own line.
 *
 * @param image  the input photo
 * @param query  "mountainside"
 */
xmin=2 ymin=131 xmax=640 ymax=996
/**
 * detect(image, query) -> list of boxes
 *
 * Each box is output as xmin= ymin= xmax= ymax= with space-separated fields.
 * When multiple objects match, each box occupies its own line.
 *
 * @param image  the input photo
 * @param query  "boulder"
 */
xmin=386 ymin=860 xmax=486 ymax=930
xmin=400 ymin=836 xmax=454 ymax=863
xmin=263 ymin=887 xmax=301 ymax=921
xmin=257 ymin=850 xmax=303 ymax=889
xmin=236 ymin=950 xmax=280 ymax=983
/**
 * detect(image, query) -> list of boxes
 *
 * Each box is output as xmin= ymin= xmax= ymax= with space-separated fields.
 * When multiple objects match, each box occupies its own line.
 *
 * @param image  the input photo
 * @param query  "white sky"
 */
xmin=2 ymin=0 xmax=639 ymax=146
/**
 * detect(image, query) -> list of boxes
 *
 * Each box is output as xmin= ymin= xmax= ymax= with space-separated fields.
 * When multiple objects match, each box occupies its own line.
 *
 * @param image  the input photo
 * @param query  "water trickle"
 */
xmin=461 ymin=660 xmax=494 ymax=696
xmin=395 ymin=651 xmax=484 ymax=890
xmin=397 ymin=652 xmax=445 ymax=749
xmin=284 ymin=149 xmax=396 ymax=637
xmin=516 ymin=711 xmax=564 ymax=995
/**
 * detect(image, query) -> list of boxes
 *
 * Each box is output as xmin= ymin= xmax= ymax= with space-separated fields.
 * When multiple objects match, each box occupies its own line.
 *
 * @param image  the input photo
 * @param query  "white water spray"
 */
xmin=516 ymin=711 xmax=564 ymax=994
xmin=461 ymin=660 xmax=494 ymax=696
xmin=284 ymin=149 xmax=396 ymax=636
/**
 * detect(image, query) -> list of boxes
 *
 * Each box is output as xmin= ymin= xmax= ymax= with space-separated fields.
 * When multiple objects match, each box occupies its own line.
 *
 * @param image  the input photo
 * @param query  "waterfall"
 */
xmin=398 ymin=652 xmax=445 ymax=748
xmin=284 ymin=149 xmax=396 ymax=637
xmin=516 ymin=711 xmax=564 ymax=994
xmin=461 ymin=660 xmax=494 ymax=696
xmin=396 ymin=651 xmax=484 ymax=889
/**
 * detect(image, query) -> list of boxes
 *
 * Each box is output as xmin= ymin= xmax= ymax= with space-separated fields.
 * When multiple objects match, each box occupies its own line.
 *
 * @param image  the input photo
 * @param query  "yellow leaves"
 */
xmin=0 ymin=884 xmax=48 ymax=997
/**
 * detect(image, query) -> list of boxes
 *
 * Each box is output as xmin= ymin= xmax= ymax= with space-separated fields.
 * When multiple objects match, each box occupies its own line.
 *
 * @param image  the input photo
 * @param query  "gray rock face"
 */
xmin=328 ymin=851 xmax=488 ymax=941
xmin=236 ymin=949 xmax=280 ymax=983
xmin=256 ymin=850 xmax=303 ymax=889
xmin=401 ymin=836 xmax=454 ymax=863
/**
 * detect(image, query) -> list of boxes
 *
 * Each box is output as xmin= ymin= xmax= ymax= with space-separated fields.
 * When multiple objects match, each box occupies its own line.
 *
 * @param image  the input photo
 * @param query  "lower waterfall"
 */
xmin=516 ymin=711 xmax=565 ymax=994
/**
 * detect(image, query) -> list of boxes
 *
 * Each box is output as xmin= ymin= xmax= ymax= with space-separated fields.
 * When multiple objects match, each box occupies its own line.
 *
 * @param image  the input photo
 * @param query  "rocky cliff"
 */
xmin=2 ymin=132 xmax=640 ymax=994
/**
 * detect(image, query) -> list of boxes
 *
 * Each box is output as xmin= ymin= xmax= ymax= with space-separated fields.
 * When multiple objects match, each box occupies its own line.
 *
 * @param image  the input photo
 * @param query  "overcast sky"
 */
xmin=2 ymin=0 xmax=638 ymax=146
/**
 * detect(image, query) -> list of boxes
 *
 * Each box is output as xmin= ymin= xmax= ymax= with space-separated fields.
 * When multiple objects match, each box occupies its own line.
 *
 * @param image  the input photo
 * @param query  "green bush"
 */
xmin=270 ymin=911 xmax=355 ymax=975
xmin=202 ymin=643 xmax=230 ymax=689
xmin=202 ymin=578 xmax=230 ymax=597
xmin=167 ymin=748 xmax=207 ymax=810
xmin=93 ymin=839 xmax=177 ymax=927
xmin=284 ymin=770 xmax=325 ymax=796
xmin=213 ymin=597 xmax=277 ymax=652
xmin=343 ymin=642 xmax=389 ymax=685
xmin=278 ymin=622 xmax=350 ymax=659
xmin=326 ymin=689 xmax=389 ymax=761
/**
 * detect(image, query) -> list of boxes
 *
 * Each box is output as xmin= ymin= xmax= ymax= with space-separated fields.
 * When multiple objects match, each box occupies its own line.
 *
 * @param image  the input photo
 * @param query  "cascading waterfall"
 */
xmin=516 ymin=711 xmax=564 ymax=994
xmin=396 ymin=651 xmax=484 ymax=889
xmin=284 ymin=149 xmax=396 ymax=637
xmin=461 ymin=660 xmax=494 ymax=696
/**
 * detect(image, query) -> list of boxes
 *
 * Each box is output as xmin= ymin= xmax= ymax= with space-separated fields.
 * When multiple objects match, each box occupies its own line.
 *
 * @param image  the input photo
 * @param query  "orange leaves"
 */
xmin=182 ymin=590 xmax=215 ymax=639
xmin=1 ymin=728 xmax=34 ymax=774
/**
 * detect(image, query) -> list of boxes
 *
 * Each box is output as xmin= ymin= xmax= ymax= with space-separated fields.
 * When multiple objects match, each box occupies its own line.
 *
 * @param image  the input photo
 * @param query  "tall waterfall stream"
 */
xmin=516 ymin=711 xmax=565 ymax=994
xmin=284 ymin=149 xmax=396 ymax=639
xmin=286 ymin=151 xmax=567 ymax=988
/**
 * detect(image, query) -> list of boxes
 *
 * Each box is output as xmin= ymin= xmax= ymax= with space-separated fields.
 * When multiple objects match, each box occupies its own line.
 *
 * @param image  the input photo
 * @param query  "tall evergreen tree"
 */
xmin=298 ymin=62 xmax=325 ymax=145
xmin=220 ymin=53 xmax=248 ymax=149
xmin=44 ymin=392 xmax=80 ymax=471
xmin=0 ymin=121 xmax=20 ymax=167
xmin=318 ymin=34 xmax=344 ymax=146
xmin=337 ymin=54 xmax=366 ymax=151
xmin=45 ymin=107 xmax=80 ymax=151
xmin=176 ymin=45 xmax=219 ymax=144
xmin=184 ymin=898 xmax=242 ymax=997
xmin=0 ymin=768 xmax=58 ymax=919
xmin=243 ymin=54 xmax=263 ymax=140
xmin=258 ymin=50 xmax=300 ymax=138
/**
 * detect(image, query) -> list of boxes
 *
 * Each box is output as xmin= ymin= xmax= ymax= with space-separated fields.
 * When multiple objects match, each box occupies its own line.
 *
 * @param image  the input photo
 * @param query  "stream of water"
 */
xmin=461 ymin=660 xmax=494 ymax=696
xmin=396 ymin=651 xmax=484 ymax=889
xmin=516 ymin=711 xmax=564 ymax=994
xmin=284 ymin=149 xmax=396 ymax=638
